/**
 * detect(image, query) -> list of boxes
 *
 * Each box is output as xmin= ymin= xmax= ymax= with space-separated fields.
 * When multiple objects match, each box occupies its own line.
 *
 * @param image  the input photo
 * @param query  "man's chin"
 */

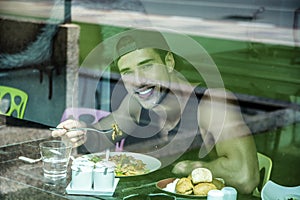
xmin=137 ymin=97 xmax=159 ymax=109
xmin=134 ymin=91 xmax=166 ymax=109
xmin=139 ymin=101 xmax=156 ymax=110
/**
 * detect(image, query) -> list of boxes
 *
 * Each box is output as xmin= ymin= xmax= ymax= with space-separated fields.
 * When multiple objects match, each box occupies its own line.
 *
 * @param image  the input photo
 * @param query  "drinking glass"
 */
xmin=39 ymin=140 xmax=72 ymax=180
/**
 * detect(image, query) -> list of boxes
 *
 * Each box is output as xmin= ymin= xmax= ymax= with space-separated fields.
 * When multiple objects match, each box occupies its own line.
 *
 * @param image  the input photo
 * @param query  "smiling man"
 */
xmin=117 ymin=48 xmax=171 ymax=109
xmin=52 ymin=28 xmax=259 ymax=194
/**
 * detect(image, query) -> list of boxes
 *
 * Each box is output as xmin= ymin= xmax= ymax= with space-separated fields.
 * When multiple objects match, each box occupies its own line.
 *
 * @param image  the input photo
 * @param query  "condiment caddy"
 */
xmin=66 ymin=157 xmax=119 ymax=196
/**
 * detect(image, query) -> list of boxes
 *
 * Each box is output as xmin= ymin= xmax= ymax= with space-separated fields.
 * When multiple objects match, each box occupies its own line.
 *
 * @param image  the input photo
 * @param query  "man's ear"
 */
xmin=165 ymin=52 xmax=175 ymax=73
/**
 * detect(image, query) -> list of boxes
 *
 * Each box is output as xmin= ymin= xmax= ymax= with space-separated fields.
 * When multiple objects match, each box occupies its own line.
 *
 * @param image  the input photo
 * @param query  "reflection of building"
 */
xmin=0 ymin=17 xmax=80 ymax=126
xmin=0 ymin=0 xmax=299 ymax=192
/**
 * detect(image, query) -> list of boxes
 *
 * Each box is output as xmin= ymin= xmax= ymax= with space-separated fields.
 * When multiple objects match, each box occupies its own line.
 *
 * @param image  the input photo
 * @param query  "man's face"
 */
xmin=117 ymin=48 xmax=173 ymax=109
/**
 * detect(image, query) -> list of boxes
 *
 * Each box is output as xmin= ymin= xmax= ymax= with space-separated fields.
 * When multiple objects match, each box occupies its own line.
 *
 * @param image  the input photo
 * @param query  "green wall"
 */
xmin=74 ymin=22 xmax=300 ymax=102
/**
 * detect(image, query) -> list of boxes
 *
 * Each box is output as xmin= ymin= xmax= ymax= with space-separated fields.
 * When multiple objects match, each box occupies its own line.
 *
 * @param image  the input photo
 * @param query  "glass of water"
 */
xmin=39 ymin=140 xmax=72 ymax=180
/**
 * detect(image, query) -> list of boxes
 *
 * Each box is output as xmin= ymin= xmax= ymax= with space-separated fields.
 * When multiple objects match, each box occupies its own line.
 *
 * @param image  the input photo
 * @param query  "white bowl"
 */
xmin=261 ymin=180 xmax=300 ymax=200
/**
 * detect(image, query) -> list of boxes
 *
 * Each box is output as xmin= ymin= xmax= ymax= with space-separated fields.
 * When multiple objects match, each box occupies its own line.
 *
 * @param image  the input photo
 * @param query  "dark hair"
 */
xmin=113 ymin=28 xmax=170 ymax=65
xmin=112 ymin=28 xmax=202 ymax=83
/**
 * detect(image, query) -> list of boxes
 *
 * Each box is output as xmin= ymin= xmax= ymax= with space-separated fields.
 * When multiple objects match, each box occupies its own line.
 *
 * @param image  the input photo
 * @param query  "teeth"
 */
xmin=138 ymin=88 xmax=152 ymax=95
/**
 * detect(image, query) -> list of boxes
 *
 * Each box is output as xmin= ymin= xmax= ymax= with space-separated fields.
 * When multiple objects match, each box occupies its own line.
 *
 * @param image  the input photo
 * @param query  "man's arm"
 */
xmin=51 ymin=94 xmax=141 ymax=148
xmin=172 ymin=89 xmax=259 ymax=194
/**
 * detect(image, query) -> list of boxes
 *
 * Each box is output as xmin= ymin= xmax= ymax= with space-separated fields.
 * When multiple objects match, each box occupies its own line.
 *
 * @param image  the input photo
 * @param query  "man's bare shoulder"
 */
xmin=201 ymin=88 xmax=237 ymax=102
xmin=197 ymin=88 xmax=245 ymax=130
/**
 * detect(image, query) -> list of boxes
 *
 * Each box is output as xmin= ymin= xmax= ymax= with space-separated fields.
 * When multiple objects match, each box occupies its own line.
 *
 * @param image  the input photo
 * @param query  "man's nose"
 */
xmin=133 ymin=68 xmax=147 ymax=84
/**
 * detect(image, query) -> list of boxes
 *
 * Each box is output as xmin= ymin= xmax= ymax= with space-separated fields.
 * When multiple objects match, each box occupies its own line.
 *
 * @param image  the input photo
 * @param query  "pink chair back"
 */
xmin=60 ymin=107 xmax=110 ymax=124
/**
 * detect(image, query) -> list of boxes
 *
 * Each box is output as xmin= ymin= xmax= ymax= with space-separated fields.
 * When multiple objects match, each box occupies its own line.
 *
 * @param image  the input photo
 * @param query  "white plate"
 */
xmin=156 ymin=178 xmax=206 ymax=199
xmin=66 ymin=178 xmax=119 ymax=196
xmin=262 ymin=180 xmax=300 ymax=200
xmin=79 ymin=152 xmax=161 ymax=177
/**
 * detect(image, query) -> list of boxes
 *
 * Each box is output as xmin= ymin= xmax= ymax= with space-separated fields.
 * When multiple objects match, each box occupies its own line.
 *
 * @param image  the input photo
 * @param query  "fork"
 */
xmin=121 ymin=182 xmax=156 ymax=192
xmin=49 ymin=127 xmax=113 ymax=134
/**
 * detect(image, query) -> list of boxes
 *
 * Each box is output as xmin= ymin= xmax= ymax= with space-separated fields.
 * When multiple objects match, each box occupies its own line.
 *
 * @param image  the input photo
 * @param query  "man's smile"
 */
xmin=134 ymin=85 xmax=155 ymax=99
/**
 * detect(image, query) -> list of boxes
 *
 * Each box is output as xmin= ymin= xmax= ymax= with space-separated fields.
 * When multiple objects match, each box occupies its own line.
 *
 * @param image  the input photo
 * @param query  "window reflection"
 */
xmin=0 ymin=0 xmax=299 ymax=189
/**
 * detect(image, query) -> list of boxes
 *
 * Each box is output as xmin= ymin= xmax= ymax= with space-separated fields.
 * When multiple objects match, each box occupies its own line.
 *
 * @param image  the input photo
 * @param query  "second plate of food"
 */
xmin=156 ymin=177 xmax=225 ymax=199
xmin=80 ymin=152 xmax=161 ymax=177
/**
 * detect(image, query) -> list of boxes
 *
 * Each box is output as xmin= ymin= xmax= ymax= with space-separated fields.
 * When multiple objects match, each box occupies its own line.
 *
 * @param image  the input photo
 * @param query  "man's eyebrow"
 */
xmin=119 ymin=67 xmax=131 ymax=74
xmin=120 ymin=59 xmax=155 ymax=74
xmin=137 ymin=59 xmax=154 ymax=66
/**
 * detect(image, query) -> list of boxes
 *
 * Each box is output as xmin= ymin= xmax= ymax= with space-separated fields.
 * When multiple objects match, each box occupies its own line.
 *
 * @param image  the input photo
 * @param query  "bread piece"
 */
xmin=191 ymin=168 xmax=213 ymax=184
xmin=212 ymin=178 xmax=225 ymax=190
xmin=193 ymin=182 xmax=217 ymax=196
xmin=175 ymin=178 xmax=194 ymax=195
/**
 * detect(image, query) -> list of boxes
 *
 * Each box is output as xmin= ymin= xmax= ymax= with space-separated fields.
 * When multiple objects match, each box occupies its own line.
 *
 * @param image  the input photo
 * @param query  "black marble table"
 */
xmin=0 ymin=148 xmax=260 ymax=200
xmin=0 ymin=115 xmax=262 ymax=200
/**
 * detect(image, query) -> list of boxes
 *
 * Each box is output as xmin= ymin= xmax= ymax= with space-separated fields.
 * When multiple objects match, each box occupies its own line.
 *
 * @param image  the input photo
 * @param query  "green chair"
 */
xmin=253 ymin=152 xmax=273 ymax=197
xmin=0 ymin=86 xmax=28 ymax=119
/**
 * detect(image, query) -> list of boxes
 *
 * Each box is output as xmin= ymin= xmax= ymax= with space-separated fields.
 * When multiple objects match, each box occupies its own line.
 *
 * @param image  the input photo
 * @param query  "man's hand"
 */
xmin=172 ymin=160 xmax=202 ymax=176
xmin=51 ymin=119 xmax=87 ymax=147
